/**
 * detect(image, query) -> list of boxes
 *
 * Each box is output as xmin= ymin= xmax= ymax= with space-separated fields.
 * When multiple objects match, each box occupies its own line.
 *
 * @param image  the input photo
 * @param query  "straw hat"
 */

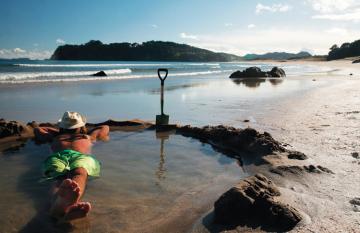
xmin=58 ymin=111 xmax=86 ymax=129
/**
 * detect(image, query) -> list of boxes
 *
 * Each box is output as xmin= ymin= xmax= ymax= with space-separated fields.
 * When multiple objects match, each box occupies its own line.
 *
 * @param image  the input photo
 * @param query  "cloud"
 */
xmin=255 ymin=3 xmax=291 ymax=14
xmin=247 ymin=24 xmax=256 ymax=29
xmin=14 ymin=48 xmax=26 ymax=53
xmin=307 ymin=0 xmax=360 ymax=22
xmin=182 ymin=27 xmax=360 ymax=55
xmin=151 ymin=24 xmax=158 ymax=28
xmin=225 ymin=23 xmax=233 ymax=27
xmin=180 ymin=32 xmax=199 ymax=40
xmin=56 ymin=38 xmax=65 ymax=44
xmin=312 ymin=8 xmax=360 ymax=21
xmin=306 ymin=0 xmax=355 ymax=13
xmin=0 ymin=48 xmax=52 ymax=59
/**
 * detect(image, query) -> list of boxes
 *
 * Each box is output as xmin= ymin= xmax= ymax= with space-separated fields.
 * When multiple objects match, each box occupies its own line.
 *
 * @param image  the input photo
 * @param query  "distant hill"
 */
xmin=243 ymin=51 xmax=312 ymax=60
xmin=51 ymin=40 xmax=242 ymax=62
xmin=327 ymin=39 xmax=360 ymax=60
xmin=0 ymin=58 xmax=31 ymax=62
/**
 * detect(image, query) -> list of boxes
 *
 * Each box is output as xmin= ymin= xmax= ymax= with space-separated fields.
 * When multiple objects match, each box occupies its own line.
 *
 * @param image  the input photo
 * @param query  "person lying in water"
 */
xmin=34 ymin=111 xmax=109 ymax=221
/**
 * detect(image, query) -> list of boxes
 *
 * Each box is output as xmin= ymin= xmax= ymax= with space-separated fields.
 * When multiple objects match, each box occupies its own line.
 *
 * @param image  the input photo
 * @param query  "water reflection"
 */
xmin=149 ymin=82 xmax=208 ymax=94
xmin=155 ymin=132 xmax=168 ymax=183
xmin=231 ymin=78 xmax=283 ymax=88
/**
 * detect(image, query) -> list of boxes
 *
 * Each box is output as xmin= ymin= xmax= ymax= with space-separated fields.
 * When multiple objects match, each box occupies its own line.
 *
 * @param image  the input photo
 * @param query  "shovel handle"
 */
xmin=158 ymin=69 xmax=168 ymax=84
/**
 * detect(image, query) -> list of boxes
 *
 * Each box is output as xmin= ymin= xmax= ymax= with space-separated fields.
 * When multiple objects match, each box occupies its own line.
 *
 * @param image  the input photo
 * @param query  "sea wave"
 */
xmin=14 ymin=63 xmax=172 ymax=67
xmin=0 ymin=69 xmax=230 ymax=84
xmin=0 ymin=69 xmax=132 ymax=81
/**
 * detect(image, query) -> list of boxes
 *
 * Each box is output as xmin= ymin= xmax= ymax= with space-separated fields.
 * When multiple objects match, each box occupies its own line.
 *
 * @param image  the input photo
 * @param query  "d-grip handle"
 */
xmin=157 ymin=69 xmax=168 ymax=84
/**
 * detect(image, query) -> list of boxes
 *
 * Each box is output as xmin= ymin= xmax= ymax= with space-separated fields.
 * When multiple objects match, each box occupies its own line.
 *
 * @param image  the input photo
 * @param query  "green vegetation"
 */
xmin=327 ymin=39 xmax=360 ymax=60
xmin=51 ymin=40 xmax=241 ymax=62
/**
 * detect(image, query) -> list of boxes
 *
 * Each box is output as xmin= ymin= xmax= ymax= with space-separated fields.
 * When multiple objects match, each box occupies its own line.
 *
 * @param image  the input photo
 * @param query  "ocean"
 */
xmin=0 ymin=60 xmax=339 ymax=126
xmin=0 ymin=60 xmax=330 ymax=84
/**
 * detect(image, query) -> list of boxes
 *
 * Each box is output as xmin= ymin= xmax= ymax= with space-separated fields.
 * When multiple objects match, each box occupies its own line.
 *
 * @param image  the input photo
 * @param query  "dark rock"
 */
xmin=270 ymin=165 xmax=304 ymax=176
xmin=229 ymin=66 xmax=286 ymax=79
xmin=352 ymin=59 xmax=360 ymax=64
xmin=177 ymin=125 xmax=286 ymax=162
xmin=92 ymin=71 xmax=107 ymax=76
xmin=351 ymin=152 xmax=359 ymax=159
xmin=269 ymin=67 xmax=286 ymax=77
xmin=214 ymin=174 xmax=302 ymax=231
xmin=317 ymin=165 xmax=334 ymax=174
xmin=271 ymin=165 xmax=334 ymax=176
xmin=288 ymin=151 xmax=308 ymax=160
xmin=304 ymin=165 xmax=320 ymax=173
xmin=0 ymin=120 xmax=25 ymax=138
xmin=350 ymin=198 xmax=360 ymax=206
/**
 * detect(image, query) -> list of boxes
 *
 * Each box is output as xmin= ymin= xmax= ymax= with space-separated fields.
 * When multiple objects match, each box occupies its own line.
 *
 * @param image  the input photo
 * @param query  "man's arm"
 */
xmin=34 ymin=127 xmax=59 ymax=142
xmin=89 ymin=125 xmax=109 ymax=142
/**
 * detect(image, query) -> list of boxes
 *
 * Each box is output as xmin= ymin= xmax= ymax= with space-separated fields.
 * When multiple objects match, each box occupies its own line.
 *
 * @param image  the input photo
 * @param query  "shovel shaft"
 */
xmin=160 ymin=84 xmax=164 ymax=115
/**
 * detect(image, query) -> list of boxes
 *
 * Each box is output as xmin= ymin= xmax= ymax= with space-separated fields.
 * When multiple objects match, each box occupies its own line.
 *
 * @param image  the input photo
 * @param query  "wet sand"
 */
xmin=220 ymin=59 xmax=360 ymax=232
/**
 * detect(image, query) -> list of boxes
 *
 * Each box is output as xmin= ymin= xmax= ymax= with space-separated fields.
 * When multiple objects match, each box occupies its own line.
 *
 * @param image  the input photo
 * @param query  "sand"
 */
xmin=248 ymin=58 xmax=360 ymax=232
xmin=1 ymin=58 xmax=359 ymax=232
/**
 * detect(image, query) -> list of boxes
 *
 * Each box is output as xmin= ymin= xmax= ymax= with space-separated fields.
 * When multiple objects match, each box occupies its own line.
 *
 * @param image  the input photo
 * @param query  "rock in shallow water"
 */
xmin=229 ymin=66 xmax=286 ymax=78
xmin=214 ymin=174 xmax=302 ymax=231
xmin=92 ymin=71 xmax=107 ymax=76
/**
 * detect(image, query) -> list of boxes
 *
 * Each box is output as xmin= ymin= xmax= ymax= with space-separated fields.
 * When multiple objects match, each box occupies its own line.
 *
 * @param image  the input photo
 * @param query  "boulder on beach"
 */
xmin=0 ymin=119 xmax=26 ymax=138
xmin=353 ymin=59 xmax=360 ymax=64
xmin=214 ymin=174 xmax=302 ymax=231
xmin=92 ymin=71 xmax=107 ymax=76
xmin=229 ymin=66 xmax=286 ymax=78
xmin=178 ymin=125 xmax=286 ymax=161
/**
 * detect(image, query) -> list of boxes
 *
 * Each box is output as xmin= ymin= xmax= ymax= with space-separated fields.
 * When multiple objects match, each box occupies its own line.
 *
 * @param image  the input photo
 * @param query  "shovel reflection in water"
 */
xmin=155 ymin=130 xmax=174 ymax=185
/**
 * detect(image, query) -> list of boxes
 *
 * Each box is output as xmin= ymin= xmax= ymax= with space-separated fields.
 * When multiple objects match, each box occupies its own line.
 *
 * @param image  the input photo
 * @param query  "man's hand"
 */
xmin=89 ymin=125 xmax=110 ymax=142
xmin=34 ymin=127 xmax=59 ymax=143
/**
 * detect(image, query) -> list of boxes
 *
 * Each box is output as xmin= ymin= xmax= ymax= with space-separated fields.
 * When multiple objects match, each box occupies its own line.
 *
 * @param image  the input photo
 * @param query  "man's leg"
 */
xmin=61 ymin=167 xmax=91 ymax=221
xmin=68 ymin=167 xmax=88 ymax=198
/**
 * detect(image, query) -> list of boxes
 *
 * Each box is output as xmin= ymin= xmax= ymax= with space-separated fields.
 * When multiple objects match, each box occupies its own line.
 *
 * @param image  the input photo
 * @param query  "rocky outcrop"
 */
xmin=92 ymin=71 xmax=107 ymax=76
xmin=287 ymin=151 xmax=308 ymax=160
xmin=214 ymin=174 xmax=302 ymax=231
xmin=270 ymin=165 xmax=334 ymax=176
xmin=177 ymin=125 xmax=286 ymax=161
xmin=229 ymin=66 xmax=286 ymax=78
xmin=0 ymin=119 xmax=27 ymax=138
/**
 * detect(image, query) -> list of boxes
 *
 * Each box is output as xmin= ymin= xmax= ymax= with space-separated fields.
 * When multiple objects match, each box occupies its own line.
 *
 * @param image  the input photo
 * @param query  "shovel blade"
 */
xmin=156 ymin=114 xmax=169 ymax=125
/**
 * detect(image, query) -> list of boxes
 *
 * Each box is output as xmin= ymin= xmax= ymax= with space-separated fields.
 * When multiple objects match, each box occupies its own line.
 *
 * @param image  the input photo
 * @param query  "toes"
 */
xmin=70 ymin=180 xmax=79 ymax=189
xmin=61 ymin=179 xmax=72 ymax=187
xmin=83 ymin=202 xmax=91 ymax=212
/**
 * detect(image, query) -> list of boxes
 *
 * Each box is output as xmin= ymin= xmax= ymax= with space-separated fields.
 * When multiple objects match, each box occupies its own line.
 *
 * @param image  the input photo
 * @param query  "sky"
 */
xmin=1 ymin=0 xmax=360 ymax=59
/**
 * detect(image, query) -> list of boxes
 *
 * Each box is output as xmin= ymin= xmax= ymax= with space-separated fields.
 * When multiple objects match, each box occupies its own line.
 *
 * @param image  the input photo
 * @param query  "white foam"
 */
xmin=15 ymin=63 xmax=171 ymax=67
xmin=0 ymin=69 xmax=131 ymax=81
xmin=0 ymin=69 xmax=230 ymax=84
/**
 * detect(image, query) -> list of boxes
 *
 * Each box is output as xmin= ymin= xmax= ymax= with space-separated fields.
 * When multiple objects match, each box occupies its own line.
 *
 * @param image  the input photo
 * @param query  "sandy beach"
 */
xmin=0 ymin=59 xmax=359 ymax=232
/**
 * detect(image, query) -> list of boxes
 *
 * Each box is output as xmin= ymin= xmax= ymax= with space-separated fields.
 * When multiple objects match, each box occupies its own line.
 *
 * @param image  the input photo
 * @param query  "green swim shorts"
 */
xmin=42 ymin=149 xmax=100 ymax=179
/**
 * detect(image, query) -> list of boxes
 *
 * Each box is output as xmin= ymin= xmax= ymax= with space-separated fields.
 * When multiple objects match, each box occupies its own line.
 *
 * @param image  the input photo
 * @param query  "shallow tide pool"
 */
xmin=0 ymin=130 xmax=244 ymax=233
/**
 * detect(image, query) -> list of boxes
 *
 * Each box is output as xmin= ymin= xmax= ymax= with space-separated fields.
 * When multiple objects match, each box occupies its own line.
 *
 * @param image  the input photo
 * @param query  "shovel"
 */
xmin=156 ymin=68 xmax=169 ymax=125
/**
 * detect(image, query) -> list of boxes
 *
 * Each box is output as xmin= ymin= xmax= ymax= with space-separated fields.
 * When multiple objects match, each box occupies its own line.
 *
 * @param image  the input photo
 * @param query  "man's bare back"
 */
xmin=35 ymin=125 xmax=109 ymax=154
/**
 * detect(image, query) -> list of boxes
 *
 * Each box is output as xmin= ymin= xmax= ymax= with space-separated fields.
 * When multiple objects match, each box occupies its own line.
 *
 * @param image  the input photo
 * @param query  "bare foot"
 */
xmin=50 ymin=179 xmax=81 ymax=218
xmin=63 ymin=202 xmax=91 ymax=221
